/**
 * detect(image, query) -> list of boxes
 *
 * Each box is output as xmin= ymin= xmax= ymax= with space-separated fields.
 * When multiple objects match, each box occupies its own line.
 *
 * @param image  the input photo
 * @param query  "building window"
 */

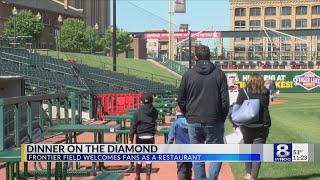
xmin=235 ymin=8 xmax=246 ymax=16
xmin=264 ymin=20 xmax=276 ymax=28
xmin=281 ymin=6 xmax=292 ymax=15
xmin=282 ymin=36 xmax=291 ymax=41
xmin=295 ymin=44 xmax=307 ymax=51
xmin=235 ymin=37 xmax=246 ymax=41
xmin=312 ymin=5 xmax=320 ymax=14
xmin=281 ymin=19 xmax=291 ymax=28
xmin=281 ymin=44 xmax=291 ymax=51
xmin=235 ymin=46 xmax=245 ymax=52
xmin=249 ymin=37 xmax=262 ymax=41
xmin=296 ymin=6 xmax=307 ymax=15
xmin=312 ymin=19 xmax=320 ymax=27
xmin=250 ymin=8 xmax=261 ymax=16
xmin=250 ymin=20 xmax=260 ymax=27
xmin=255 ymin=45 xmax=263 ymax=51
xmin=265 ymin=7 xmax=276 ymax=16
xmin=296 ymin=19 xmax=308 ymax=28
xmin=301 ymin=36 xmax=308 ymax=40
xmin=147 ymin=42 xmax=157 ymax=47
xmin=235 ymin=21 xmax=246 ymax=28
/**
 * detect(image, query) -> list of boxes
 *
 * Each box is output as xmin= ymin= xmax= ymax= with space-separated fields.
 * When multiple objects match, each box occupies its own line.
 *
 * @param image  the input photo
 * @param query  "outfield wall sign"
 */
xmin=293 ymin=71 xmax=320 ymax=91
xmin=226 ymin=71 xmax=320 ymax=93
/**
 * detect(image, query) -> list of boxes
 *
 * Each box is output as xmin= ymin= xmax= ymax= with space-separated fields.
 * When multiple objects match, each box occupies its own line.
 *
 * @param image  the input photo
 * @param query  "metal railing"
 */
xmin=213 ymin=50 xmax=320 ymax=61
xmin=0 ymin=91 xmax=92 ymax=151
xmin=151 ymin=55 xmax=320 ymax=73
xmin=151 ymin=56 xmax=189 ymax=75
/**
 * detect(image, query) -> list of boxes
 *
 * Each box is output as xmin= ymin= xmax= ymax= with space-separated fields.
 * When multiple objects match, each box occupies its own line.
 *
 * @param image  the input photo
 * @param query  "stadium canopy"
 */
xmin=2 ymin=0 xmax=84 ymax=17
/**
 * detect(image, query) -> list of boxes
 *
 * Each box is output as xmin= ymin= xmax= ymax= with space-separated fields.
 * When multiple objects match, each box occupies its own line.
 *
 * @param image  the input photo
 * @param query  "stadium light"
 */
xmin=90 ymin=23 xmax=99 ymax=54
xmin=12 ymin=7 xmax=18 ymax=48
xmin=188 ymin=30 xmax=192 ymax=69
xmin=36 ymin=12 xmax=41 ymax=21
xmin=12 ymin=7 xmax=17 ymax=15
xmin=36 ymin=12 xmax=42 ymax=49
xmin=112 ymin=0 xmax=117 ymax=72
xmin=58 ymin=15 xmax=63 ymax=23
xmin=94 ymin=23 xmax=99 ymax=30
xmin=58 ymin=15 xmax=63 ymax=59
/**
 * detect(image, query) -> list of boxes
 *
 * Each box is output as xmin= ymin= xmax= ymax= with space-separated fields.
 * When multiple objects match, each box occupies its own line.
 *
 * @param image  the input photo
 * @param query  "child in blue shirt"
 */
xmin=167 ymin=106 xmax=192 ymax=180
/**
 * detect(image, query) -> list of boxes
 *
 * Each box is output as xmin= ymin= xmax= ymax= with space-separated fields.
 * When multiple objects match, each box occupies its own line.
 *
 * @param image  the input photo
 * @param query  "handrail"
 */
xmin=0 ymin=91 xmax=93 ymax=151
xmin=113 ymin=63 xmax=179 ymax=81
xmin=1 ymin=91 xmax=88 ymax=106
xmin=88 ymin=73 xmax=148 ymax=88
xmin=71 ymin=65 xmax=90 ymax=90
xmin=2 ymin=71 xmax=88 ymax=92
xmin=85 ymin=77 xmax=131 ymax=91
xmin=2 ymin=51 xmax=73 ymax=72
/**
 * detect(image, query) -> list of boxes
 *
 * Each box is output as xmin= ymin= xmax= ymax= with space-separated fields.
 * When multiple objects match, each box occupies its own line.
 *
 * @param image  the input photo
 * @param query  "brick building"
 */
xmin=230 ymin=0 xmax=320 ymax=60
xmin=0 ymin=0 xmax=110 ymax=49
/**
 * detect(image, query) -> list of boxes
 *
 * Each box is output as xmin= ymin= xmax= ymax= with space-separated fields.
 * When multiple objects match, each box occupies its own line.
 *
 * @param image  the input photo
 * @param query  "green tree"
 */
xmin=4 ymin=10 xmax=42 ymax=42
xmin=83 ymin=27 xmax=103 ymax=53
xmin=58 ymin=18 xmax=86 ymax=52
xmin=103 ymin=27 xmax=133 ymax=54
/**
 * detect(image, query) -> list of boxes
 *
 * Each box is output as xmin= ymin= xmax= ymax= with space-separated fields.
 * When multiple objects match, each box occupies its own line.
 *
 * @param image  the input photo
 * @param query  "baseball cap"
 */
xmin=141 ymin=92 xmax=154 ymax=104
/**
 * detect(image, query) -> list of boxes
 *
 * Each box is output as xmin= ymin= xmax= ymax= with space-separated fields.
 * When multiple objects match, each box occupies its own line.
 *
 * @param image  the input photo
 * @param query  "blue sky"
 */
xmin=115 ymin=0 xmax=230 ymax=32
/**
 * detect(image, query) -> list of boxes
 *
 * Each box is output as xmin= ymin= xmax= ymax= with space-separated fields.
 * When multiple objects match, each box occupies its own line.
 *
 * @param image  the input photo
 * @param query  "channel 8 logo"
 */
xmin=274 ymin=144 xmax=292 ymax=162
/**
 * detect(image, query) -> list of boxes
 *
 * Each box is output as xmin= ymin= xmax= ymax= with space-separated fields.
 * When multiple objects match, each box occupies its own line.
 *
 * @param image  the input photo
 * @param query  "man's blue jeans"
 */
xmin=188 ymin=122 xmax=224 ymax=180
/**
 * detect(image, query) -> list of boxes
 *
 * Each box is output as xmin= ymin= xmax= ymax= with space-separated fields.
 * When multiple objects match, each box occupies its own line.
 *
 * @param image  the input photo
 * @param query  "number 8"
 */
xmin=276 ymin=144 xmax=290 ymax=158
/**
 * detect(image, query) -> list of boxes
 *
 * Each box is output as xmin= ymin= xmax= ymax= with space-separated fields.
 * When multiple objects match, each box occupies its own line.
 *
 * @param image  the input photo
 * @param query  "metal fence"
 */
xmin=0 ymin=91 xmax=92 ymax=150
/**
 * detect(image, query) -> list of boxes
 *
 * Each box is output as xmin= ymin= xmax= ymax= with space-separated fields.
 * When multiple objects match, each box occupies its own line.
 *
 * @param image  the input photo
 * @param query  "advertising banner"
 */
xmin=175 ymin=0 xmax=186 ymax=13
xmin=144 ymin=31 xmax=221 ymax=40
xmin=226 ymin=71 xmax=320 ymax=93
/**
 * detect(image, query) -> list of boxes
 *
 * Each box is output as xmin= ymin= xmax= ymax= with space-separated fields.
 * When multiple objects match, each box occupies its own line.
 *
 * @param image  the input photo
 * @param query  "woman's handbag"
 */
xmin=231 ymin=89 xmax=260 ymax=125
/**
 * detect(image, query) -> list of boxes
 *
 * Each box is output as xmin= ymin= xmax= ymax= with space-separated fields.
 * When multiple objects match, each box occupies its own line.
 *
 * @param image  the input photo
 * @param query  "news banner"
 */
xmin=21 ymin=144 xmax=319 ymax=162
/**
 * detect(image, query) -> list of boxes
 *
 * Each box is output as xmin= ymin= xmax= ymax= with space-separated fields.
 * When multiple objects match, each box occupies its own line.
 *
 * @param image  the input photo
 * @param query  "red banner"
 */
xmin=175 ymin=0 xmax=186 ymax=13
xmin=144 ymin=31 xmax=221 ymax=40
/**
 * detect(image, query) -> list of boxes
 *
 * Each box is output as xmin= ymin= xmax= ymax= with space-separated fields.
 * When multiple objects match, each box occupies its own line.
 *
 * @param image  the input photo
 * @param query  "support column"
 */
xmin=0 ymin=99 xmax=4 ymax=151
xmin=70 ymin=92 xmax=76 ymax=125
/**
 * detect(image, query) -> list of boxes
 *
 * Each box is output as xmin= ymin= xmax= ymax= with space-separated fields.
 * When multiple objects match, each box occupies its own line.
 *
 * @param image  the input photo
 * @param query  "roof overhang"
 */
xmin=2 ymin=0 xmax=84 ymax=17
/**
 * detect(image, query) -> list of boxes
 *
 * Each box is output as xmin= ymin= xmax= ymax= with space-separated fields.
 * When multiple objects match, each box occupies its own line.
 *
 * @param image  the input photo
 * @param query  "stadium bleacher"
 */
xmin=0 ymin=48 xmax=177 ymax=95
xmin=0 ymin=48 xmax=179 ymax=179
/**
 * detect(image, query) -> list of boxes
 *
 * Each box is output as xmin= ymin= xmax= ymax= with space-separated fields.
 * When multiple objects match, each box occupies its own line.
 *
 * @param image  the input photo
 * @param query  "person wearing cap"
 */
xmin=130 ymin=92 xmax=158 ymax=180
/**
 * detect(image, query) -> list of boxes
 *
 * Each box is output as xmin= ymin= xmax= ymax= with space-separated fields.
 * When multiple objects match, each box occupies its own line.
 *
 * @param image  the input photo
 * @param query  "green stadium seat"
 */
xmin=1 ymin=48 xmax=178 ymax=95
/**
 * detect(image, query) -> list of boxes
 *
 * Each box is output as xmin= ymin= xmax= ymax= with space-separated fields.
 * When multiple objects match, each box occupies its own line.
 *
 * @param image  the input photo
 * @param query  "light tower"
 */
xmin=168 ymin=0 xmax=174 ymax=60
